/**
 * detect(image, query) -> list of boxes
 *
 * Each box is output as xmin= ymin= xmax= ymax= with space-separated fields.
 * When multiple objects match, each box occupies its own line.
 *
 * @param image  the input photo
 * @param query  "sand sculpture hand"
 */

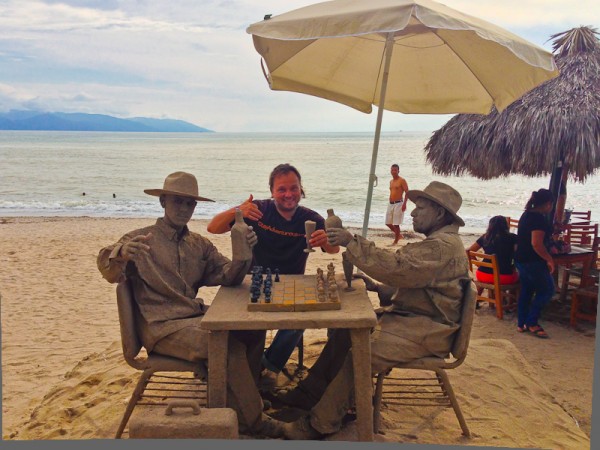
xmin=326 ymin=227 xmax=353 ymax=247
xmin=353 ymin=273 xmax=395 ymax=306
xmin=352 ymin=273 xmax=379 ymax=292
xmin=246 ymin=226 xmax=258 ymax=248
xmin=239 ymin=194 xmax=263 ymax=221
xmin=120 ymin=233 xmax=152 ymax=261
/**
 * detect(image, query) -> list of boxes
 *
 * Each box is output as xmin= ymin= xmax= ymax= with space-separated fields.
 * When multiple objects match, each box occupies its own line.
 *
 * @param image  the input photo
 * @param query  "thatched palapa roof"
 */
xmin=424 ymin=26 xmax=600 ymax=182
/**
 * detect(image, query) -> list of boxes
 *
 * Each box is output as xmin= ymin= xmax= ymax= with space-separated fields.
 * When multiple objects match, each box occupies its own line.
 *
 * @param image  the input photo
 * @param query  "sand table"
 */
xmin=0 ymin=217 xmax=596 ymax=447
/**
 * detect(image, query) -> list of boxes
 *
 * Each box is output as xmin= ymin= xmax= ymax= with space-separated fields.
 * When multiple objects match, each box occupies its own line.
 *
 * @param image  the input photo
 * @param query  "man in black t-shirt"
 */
xmin=208 ymin=163 xmax=339 ymax=386
xmin=241 ymin=198 xmax=326 ymax=274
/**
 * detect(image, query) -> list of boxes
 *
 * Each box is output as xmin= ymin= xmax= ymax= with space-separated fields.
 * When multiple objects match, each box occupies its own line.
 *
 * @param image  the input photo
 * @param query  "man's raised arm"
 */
xmin=207 ymin=194 xmax=263 ymax=234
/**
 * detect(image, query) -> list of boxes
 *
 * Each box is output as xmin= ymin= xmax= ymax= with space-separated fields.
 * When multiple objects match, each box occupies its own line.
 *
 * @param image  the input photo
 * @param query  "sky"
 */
xmin=0 ymin=0 xmax=598 ymax=132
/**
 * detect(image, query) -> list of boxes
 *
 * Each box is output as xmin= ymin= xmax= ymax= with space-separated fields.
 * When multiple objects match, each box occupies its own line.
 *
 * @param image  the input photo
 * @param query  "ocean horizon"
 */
xmin=1 ymin=130 xmax=598 ymax=234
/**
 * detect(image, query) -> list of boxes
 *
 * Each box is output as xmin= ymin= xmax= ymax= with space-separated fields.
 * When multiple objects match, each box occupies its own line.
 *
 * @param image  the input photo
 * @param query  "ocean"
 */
xmin=1 ymin=130 xmax=598 ymax=234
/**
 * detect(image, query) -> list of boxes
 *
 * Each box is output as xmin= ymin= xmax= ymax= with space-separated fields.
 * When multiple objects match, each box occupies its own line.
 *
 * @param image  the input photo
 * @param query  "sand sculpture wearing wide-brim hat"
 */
xmin=144 ymin=171 xmax=214 ymax=202
xmin=407 ymin=181 xmax=465 ymax=227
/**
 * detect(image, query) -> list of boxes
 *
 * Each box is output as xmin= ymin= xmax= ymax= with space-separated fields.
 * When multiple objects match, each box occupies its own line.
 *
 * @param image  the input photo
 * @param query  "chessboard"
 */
xmin=247 ymin=265 xmax=341 ymax=312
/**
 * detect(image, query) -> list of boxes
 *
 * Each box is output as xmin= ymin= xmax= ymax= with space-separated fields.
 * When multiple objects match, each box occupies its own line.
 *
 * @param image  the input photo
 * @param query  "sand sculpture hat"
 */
xmin=407 ymin=181 xmax=465 ymax=227
xmin=144 ymin=171 xmax=214 ymax=202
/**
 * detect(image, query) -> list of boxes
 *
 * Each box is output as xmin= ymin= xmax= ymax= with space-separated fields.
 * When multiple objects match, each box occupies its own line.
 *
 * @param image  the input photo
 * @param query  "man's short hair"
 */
xmin=391 ymin=164 xmax=399 ymax=169
xmin=268 ymin=163 xmax=306 ymax=198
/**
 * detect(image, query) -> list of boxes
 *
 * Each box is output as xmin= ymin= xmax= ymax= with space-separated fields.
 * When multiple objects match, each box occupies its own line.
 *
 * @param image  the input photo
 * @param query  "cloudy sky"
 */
xmin=0 ymin=0 xmax=597 ymax=132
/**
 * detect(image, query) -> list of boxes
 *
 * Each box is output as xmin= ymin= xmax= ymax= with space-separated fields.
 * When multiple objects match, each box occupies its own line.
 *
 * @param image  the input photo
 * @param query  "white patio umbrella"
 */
xmin=246 ymin=0 xmax=559 ymax=236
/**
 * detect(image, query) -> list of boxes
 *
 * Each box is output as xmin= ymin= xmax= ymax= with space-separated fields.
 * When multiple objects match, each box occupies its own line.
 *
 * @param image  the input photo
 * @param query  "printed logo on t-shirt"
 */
xmin=256 ymin=221 xmax=304 ymax=237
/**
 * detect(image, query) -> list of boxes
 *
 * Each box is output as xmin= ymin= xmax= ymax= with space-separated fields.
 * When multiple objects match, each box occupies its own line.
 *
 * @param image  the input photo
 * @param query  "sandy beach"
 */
xmin=0 ymin=216 xmax=596 ymax=448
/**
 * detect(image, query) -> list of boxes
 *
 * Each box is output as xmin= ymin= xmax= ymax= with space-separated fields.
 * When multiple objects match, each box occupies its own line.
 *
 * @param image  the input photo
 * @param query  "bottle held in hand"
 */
xmin=325 ymin=208 xmax=343 ymax=230
xmin=231 ymin=208 xmax=253 ymax=260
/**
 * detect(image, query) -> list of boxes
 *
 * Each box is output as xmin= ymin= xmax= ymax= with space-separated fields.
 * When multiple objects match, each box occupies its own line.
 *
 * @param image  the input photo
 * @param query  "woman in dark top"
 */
xmin=468 ymin=215 xmax=519 ymax=284
xmin=514 ymin=189 xmax=556 ymax=338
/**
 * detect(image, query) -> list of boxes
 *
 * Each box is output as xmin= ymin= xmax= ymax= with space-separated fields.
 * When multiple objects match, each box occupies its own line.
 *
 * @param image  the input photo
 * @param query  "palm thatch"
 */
xmin=424 ymin=26 xmax=600 ymax=183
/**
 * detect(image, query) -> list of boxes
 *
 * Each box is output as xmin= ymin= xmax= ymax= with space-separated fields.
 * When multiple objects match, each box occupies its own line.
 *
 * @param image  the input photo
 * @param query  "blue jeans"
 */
xmin=515 ymin=261 xmax=555 ymax=328
xmin=262 ymin=329 xmax=304 ymax=373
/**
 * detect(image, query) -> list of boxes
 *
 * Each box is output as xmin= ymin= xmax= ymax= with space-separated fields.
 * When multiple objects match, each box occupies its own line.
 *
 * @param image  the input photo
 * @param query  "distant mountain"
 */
xmin=0 ymin=110 xmax=213 ymax=132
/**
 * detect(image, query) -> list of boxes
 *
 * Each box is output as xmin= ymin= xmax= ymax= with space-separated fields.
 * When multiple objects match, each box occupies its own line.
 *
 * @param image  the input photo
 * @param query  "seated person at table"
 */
xmin=97 ymin=171 xmax=283 ymax=438
xmin=277 ymin=181 xmax=471 ymax=439
xmin=207 ymin=163 xmax=339 ymax=387
xmin=467 ymin=215 xmax=519 ymax=284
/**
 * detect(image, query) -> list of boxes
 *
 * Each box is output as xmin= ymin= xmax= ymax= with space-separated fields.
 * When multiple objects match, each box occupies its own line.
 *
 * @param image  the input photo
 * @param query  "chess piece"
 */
xmin=342 ymin=252 xmax=355 ymax=291
xmin=317 ymin=283 xmax=326 ymax=302
xmin=250 ymin=279 xmax=261 ymax=303
xmin=325 ymin=208 xmax=343 ymax=230
xmin=328 ymin=282 xmax=338 ymax=301
xmin=231 ymin=208 xmax=253 ymax=260
xmin=327 ymin=262 xmax=335 ymax=282
xmin=274 ymin=269 xmax=280 ymax=282
xmin=304 ymin=220 xmax=316 ymax=253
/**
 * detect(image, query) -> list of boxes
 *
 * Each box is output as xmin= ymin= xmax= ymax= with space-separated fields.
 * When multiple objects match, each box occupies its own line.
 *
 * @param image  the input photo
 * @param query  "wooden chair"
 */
xmin=372 ymin=279 xmax=476 ymax=437
xmin=570 ymin=210 xmax=592 ymax=223
xmin=560 ymin=234 xmax=599 ymax=303
xmin=570 ymin=272 xmax=598 ymax=328
xmin=505 ymin=216 xmax=519 ymax=233
xmin=467 ymin=250 xmax=520 ymax=320
xmin=564 ymin=223 xmax=598 ymax=248
xmin=115 ymin=280 xmax=208 ymax=438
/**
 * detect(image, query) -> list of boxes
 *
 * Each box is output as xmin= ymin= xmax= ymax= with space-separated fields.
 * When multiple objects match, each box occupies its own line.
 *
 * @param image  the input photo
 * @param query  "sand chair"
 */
xmin=372 ymin=279 xmax=476 ymax=437
xmin=467 ymin=251 xmax=520 ymax=320
xmin=115 ymin=280 xmax=208 ymax=439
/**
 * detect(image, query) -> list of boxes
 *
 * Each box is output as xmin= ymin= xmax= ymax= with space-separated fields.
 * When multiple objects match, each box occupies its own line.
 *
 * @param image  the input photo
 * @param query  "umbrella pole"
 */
xmin=361 ymin=33 xmax=395 ymax=238
xmin=548 ymin=159 xmax=566 ymax=224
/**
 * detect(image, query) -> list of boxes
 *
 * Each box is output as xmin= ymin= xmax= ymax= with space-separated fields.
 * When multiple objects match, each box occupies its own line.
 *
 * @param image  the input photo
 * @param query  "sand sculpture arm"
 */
xmin=200 ymin=236 xmax=253 ymax=287
xmin=343 ymin=233 xmax=453 ymax=289
xmin=97 ymin=233 xmax=152 ymax=283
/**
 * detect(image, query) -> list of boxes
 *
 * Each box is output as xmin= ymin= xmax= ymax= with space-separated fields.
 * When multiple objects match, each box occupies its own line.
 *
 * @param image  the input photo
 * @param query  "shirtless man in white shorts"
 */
xmin=386 ymin=164 xmax=409 ymax=245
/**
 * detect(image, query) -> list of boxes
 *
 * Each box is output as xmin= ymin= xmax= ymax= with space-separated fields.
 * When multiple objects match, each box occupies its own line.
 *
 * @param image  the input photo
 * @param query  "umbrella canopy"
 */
xmin=247 ymin=0 xmax=559 ymax=235
xmin=425 ymin=26 xmax=600 ymax=183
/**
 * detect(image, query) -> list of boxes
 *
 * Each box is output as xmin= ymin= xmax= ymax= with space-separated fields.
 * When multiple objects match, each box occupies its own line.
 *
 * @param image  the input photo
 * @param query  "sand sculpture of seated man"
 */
xmin=97 ymin=171 xmax=284 ymax=438
xmin=277 ymin=181 xmax=471 ymax=440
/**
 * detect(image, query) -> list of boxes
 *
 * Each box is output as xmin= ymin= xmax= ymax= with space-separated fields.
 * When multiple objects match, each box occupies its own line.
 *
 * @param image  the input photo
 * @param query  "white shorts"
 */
xmin=386 ymin=201 xmax=404 ymax=226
